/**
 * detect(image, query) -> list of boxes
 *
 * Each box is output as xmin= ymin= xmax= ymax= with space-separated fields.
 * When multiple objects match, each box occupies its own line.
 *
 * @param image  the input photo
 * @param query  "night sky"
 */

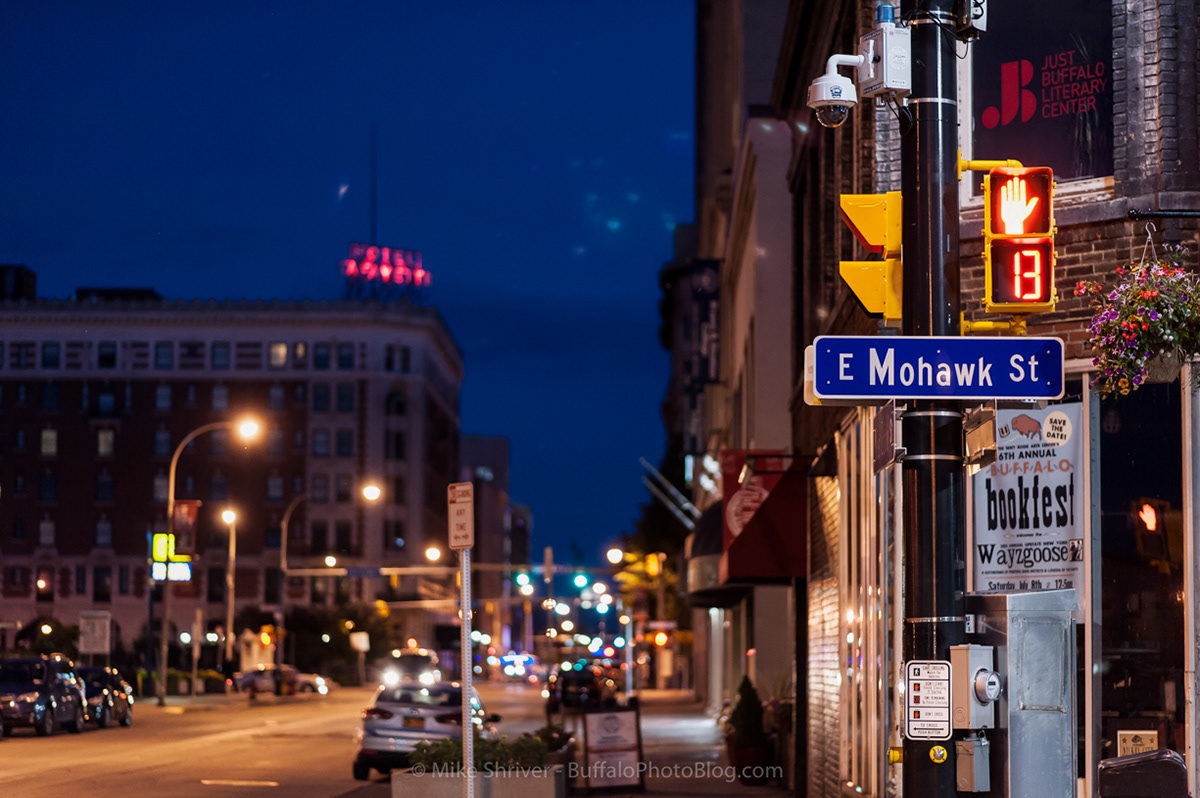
xmin=1 ymin=3 xmax=695 ymax=564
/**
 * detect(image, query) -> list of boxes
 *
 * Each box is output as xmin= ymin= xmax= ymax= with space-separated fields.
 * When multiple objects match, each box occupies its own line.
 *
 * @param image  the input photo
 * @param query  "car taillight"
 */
xmin=434 ymin=713 xmax=461 ymax=725
xmin=362 ymin=708 xmax=393 ymax=720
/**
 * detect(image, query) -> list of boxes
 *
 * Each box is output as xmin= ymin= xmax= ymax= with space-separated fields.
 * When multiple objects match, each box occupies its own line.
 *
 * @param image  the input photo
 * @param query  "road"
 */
xmin=0 ymin=681 xmax=549 ymax=798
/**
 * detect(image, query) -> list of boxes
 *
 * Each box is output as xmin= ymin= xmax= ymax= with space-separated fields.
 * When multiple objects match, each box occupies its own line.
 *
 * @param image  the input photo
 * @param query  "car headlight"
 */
xmin=382 ymin=669 xmax=400 ymax=687
xmin=315 ymin=676 xmax=325 ymax=686
xmin=418 ymin=671 xmax=435 ymax=685
xmin=17 ymin=692 xmax=40 ymax=704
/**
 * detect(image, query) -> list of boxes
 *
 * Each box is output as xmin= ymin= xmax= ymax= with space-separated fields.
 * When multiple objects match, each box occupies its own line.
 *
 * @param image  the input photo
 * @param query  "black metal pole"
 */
xmin=901 ymin=2 xmax=965 ymax=795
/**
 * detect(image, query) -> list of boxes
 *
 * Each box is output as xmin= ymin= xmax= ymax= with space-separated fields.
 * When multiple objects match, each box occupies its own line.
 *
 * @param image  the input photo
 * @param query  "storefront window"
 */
xmin=1099 ymin=382 xmax=1184 ymax=758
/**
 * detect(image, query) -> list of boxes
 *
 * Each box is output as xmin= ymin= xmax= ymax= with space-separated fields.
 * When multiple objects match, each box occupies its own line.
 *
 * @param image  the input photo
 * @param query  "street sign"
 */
xmin=78 ymin=610 xmax=111 ymax=655
xmin=447 ymin=482 xmax=474 ymax=550
xmin=905 ymin=660 xmax=952 ymax=740
xmin=344 ymin=566 xmax=381 ymax=579
xmin=812 ymin=335 xmax=1064 ymax=401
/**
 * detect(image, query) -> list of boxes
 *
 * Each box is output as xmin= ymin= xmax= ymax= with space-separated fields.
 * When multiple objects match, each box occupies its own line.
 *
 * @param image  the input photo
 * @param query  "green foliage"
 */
xmin=1076 ymin=244 xmax=1200 ymax=397
xmin=410 ymin=731 xmax=548 ymax=772
xmin=729 ymin=675 xmax=768 ymax=750
xmin=12 ymin=617 xmax=79 ymax=657
xmin=533 ymin=724 xmax=572 ymax=752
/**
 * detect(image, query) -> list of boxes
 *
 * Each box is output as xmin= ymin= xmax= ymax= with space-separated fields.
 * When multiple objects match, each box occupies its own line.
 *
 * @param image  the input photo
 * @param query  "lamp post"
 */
xmin=277 ymin=482 xmax=380 ymax=668
xmin=222 ymin=508 xmax=238 ymax=677
xmin=159 ymin=417 xmax=259 ymax=707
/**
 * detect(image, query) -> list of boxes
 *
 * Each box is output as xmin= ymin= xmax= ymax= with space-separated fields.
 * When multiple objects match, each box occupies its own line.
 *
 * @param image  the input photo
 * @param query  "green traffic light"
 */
xmin=515 ymin=573 xmax=531 ymax=586
xmin=573 ymin=574 xmax=588 ymax=588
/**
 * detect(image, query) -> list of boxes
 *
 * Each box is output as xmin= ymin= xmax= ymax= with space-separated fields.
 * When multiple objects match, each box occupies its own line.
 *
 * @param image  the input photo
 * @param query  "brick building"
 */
xmin=0 ymin=286 xmax=463 ymax=665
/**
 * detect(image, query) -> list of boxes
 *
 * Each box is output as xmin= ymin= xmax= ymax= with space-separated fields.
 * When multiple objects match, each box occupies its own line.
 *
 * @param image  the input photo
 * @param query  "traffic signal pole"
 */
xmin=900 ymin=1 xmax=965 ymax=794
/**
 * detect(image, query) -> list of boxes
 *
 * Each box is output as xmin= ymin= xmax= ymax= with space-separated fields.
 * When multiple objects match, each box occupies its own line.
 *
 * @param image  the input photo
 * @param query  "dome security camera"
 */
xmin=807 ymin=53 xmax=865 ymax=129
xmin=807 ymin=71 xmax=858 ymax=128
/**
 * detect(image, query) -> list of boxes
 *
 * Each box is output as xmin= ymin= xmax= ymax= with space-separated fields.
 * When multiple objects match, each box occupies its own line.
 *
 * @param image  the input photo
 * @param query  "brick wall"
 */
xmin=807 ymin=475 xmax=841 ymax=798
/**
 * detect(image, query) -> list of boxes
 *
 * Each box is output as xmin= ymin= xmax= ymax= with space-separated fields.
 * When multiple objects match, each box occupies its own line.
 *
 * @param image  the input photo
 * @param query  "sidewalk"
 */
xmin=609 ymin=689 xmax=785 ymax=797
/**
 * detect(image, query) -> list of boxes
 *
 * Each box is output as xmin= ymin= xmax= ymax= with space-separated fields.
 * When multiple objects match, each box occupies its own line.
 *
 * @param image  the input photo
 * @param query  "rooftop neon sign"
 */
xmin=342 ymin=243 xmax=429 ymax=287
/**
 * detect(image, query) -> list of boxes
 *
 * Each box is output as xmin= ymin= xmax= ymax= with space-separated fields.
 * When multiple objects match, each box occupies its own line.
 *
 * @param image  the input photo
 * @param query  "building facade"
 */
xmin=0 ymin=290 xmax=463 ymax=666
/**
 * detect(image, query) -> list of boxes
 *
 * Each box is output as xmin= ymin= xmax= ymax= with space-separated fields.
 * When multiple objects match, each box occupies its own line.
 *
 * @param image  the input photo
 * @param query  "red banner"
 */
xmin=172 ymin=500 xmax=203 ymax=555
xmin=720 ymin=450 xmax=784 ymax=552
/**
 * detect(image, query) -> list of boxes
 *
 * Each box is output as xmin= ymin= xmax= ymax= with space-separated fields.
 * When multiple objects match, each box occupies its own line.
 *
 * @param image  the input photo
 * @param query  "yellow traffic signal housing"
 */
xmin=983 ymin=167 xmax=1057 ymax=314
xmin=839 ymin=192 xmax=903 ymax=326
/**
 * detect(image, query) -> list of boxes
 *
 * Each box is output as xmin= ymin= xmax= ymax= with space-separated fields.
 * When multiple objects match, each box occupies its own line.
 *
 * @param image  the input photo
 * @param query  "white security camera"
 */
xmin=807 ymin=54 xmax=864 ymax=129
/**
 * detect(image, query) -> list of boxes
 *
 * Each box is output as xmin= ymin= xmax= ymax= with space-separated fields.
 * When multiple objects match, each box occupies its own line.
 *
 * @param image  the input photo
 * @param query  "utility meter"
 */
xmin=952 ymin=644 xmax=999 ymax=730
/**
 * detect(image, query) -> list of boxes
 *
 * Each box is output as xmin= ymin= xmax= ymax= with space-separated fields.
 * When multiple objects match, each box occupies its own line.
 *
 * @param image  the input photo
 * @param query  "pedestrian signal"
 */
xmin=983 ymin=167 xmax=1056 ymax=314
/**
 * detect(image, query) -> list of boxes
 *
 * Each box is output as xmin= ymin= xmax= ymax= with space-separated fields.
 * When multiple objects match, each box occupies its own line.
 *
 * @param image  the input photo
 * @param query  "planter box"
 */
xmin=391 ymin=766 xmax=565 ymax=798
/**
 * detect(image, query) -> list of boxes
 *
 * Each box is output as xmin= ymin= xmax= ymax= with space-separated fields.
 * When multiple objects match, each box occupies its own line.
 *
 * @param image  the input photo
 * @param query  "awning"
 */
xmin=720 ymin=461 xmax=808 ymax=584
xmin=685 ymin=502 xmax=750 ymax=608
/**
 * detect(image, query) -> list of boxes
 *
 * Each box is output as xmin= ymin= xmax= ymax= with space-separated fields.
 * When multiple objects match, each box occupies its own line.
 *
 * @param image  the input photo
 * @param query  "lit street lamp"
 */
xmin=606 ymin=547 xmax=624 ymax=565
xmin=425 ymin=546 xmax=442 ymax=562
xmin=160 ymin=417 xmax=259 ymax=707
xmin=221 ymin=508 xmax=238 ymax=674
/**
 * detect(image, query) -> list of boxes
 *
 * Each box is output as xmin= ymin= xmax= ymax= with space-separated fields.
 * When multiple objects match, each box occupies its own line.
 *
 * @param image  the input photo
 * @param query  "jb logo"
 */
xmin=982 ymin=60 xmax=1036 ymax=128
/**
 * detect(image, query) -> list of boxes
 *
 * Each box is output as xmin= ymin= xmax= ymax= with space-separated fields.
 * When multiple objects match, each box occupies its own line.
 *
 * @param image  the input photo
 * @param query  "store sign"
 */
xmin=972 ymin=0 xmax=1113 ymax=181
xmin=972 ymin=403 xmax=1084 ymax=596
xmin=342 ymin=243 xmax=429 ymax=287
xmin=720 ymin=450 xmax=784 ymax=551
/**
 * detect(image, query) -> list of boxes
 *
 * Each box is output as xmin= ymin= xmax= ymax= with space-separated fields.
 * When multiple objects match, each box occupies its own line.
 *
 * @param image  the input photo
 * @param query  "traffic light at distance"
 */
xmin=983 ymin=167 xmax=1056 ymax=314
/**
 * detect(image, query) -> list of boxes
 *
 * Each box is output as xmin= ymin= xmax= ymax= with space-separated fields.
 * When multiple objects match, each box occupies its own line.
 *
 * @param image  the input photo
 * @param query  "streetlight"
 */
xmin=425 ymin=546 xmax=442 ymax=562
xmin=40 ymin=623 xmax=52 ymax=635
xmin=160 ymin=416 xmax=259 ymax=707
xmin=592 ymin=582 xmax=607 ymax=594
xmin=221 ymin=508 xmax=238 ymax=678
xmin=606 ymin=547 xmax=624 ymax=564
xmin=276 ymin=482 xmax=379 ymax=667
xmin=325 ymin=555 xmax=338 ymax=567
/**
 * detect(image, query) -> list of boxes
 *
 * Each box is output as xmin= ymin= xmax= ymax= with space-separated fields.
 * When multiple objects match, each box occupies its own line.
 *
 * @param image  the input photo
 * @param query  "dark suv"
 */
xmin=0 ymin=653 xmax=88 ymax=737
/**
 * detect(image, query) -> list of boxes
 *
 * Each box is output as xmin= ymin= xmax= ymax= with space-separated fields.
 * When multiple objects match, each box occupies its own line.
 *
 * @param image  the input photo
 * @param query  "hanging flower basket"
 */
xmin=1075 ymin=244 xmax=1199 ymax=398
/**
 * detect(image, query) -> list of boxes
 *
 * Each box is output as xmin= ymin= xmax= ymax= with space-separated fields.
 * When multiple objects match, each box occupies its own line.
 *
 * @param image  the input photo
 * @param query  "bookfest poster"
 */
xmin=971 ymin=403 xmax=1084 ymax=596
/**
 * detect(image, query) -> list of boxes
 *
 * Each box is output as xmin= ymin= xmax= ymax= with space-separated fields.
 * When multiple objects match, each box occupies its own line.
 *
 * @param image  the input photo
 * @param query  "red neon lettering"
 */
xmin=343 ymin=259 xmax=359 ymax=276
xmin=380 ymin=263 xmax=392 ymax=282
xmin=1012 ymin=248 xmax=1043 ymax=300
xmin=362 ymin=259 xmax=379 ymax=280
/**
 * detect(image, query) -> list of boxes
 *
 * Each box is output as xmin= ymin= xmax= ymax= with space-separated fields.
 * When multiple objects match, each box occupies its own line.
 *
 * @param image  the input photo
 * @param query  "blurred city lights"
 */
xmin=606 ymin=547 xmax=624 ymax=564
xmin=573 ymin=574 xmax=588 ymax=588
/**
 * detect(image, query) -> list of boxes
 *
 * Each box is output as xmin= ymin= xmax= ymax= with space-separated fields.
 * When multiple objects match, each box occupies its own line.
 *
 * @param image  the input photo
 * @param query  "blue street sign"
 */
xmin=344 ymin=566 xmax=381 ymax=579
xmin=813 ymin=335 xmax=1064 ymax=400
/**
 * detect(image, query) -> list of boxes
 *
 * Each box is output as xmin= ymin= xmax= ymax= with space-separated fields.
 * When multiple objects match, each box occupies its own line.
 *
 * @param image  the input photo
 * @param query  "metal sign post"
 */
xmin=448 ymin=482 xmax=475 ymax=798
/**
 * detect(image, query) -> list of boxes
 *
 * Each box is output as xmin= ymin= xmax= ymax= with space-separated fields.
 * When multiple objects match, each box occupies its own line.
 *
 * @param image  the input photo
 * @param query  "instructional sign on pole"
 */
xmin=447 ymin=482 xmax=474 ymax=550
xmin=78 ymin=610 xmax=111 ymax=655
xmin=905 ymin=660 xmax=952 ymax=740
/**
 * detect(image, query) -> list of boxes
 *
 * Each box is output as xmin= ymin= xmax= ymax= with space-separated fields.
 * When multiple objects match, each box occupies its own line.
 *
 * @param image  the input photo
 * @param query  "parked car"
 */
xmin=0 ymin=653 xmax=88 ymax=737
xmin=76 ymin=666 xmax=134 ymax=728
xmin=234 ymin=664 xmax=331 ymax=695
xmin=353 ymin=681 xmax=500 ymax=780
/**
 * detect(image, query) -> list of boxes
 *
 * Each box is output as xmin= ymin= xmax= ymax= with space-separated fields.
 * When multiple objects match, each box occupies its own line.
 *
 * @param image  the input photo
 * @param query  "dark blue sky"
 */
xmin=1 ymin=3 xmax=695 ymax=564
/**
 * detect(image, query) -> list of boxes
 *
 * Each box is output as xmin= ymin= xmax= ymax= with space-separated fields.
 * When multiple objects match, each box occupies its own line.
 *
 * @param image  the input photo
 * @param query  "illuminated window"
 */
xmin=154 ymin=428 xmax=170 ymax=457
xmin=153 ymin=474 xmax=168 ymax=502
xmin=269 ymin=342 xmax=288 ymax=369
xmin=313 ymin=430 xmax=330 ymax=457
xmin=211 ymin=342 xmax=231 ymax=370
xmin=40 ymin=382 xmax=58 ymax=411
xmin=292 ymin=342 xmax=308 ymax=368
xmin=335 ymin=429 xmax=354 ymax=458
xmin=269 ymin=384 xmax=286 ymax=410
xmin=95 ymin=518 xmax=112 ymax=548
xmin=154 ymin=341 xmax=174 ymax=369
xmin=97 ymin=429 xmax=115 ymax=457
xmin=155 ymin=384 xmax=171 ymax=410
xmin=267 ymin=474 xmax=284 ymax=501
xmin=337 ymin=343 xmax=355 ymax=370
xmin=336 ymin=383 xmax=355 ymax=412
xmin=312 ymin=473 xmax=329 ymax=503
xmin=98 ymin=342 xmax=117 ymax=369
xmin=41 ymin=342 xmax=60 ymax=369
xmin=40 ymin=429 xmax=57 ymax=457
xmin=212 ymin=384 xmax=228 ymax=410
xmin=313 ymin=343 xmax=331 ymax=370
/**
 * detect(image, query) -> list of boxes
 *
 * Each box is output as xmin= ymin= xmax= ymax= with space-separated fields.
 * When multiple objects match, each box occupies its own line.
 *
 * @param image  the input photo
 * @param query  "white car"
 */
xmin=353 ymin=681 xmax=500 ymax=780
